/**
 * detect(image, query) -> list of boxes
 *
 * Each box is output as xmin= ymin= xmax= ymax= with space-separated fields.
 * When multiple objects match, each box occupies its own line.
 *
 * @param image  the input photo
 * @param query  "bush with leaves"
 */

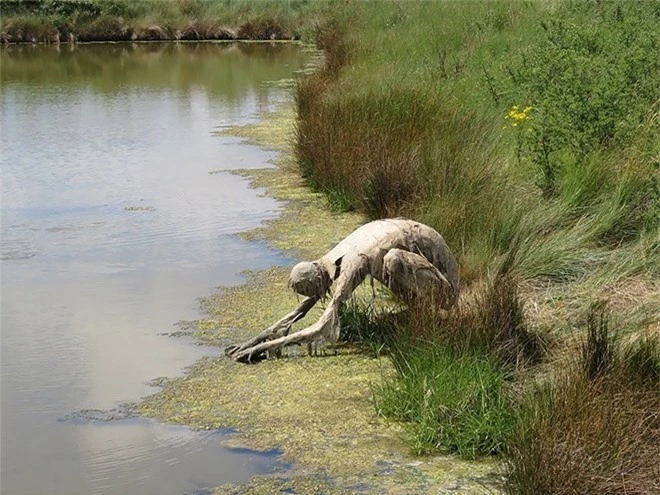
xmin=503 ymin=0 xmax=660 ymax=196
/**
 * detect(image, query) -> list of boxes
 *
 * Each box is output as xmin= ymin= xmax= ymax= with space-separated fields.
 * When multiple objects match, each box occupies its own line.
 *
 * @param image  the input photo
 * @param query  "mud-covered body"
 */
xmin=226 ymin=218 xmax=458 ymax=362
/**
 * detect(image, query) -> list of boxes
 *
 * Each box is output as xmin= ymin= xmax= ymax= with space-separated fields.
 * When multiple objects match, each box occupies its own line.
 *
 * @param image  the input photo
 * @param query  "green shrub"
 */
xmin=502 ymin=0 xmax=660 ymax=196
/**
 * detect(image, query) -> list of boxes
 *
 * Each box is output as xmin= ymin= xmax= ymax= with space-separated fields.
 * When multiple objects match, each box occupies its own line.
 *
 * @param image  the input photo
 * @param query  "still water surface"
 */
xmin=1 ymin=42 xmax=308 ymax=495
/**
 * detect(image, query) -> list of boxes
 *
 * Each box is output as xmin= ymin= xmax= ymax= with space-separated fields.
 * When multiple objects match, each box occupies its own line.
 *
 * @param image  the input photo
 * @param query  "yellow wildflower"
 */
xmin=505 ymin=105 xmax=533 ymax=127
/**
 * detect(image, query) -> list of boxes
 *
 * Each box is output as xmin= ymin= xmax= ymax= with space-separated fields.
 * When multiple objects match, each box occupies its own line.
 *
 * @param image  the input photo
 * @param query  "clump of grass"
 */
xmin=371 ymin=275 xmax=542 ymax=458
xmin=400 ymin=275 xmax=544 ymax=368
xmin=504 ymin=307 xmax=660 ymax=495
xmin=620 ymin=335 xmax=660 ymax=387
xmin=77 ymin=15 xmax=133 ymax=41
xmin=295 ymin=70 xmax=515 ymax=279
xmin=338 ymin=298 xmax=393 ymax=350
xmin=506 ymin=371 xmax=660 ymax=495
xmin=0 ymin=14 xmax=59 ymax=42
xmin=581 ymin=302 xmax=615 ymax=380
xmin=236 ymin=17 xmax=286 ymax=40
xmin=374 ymin=344 xmax=514 ymax=458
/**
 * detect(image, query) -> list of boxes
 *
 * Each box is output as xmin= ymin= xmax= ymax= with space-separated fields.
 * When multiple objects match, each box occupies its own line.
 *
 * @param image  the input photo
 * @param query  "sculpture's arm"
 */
xmin=231 ymin=302 xmax=339 ymax=363
xmin=231 ymin=254 xmax=369 ymax=363
xmin=224 ymin=296 xmax=319 ymax=357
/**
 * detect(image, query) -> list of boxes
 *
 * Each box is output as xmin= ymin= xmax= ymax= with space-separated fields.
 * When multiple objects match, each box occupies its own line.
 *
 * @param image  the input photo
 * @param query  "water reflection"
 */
xmin=1 ymin=42 xmax=307 ymax=98
xmin=7 ymin=417 xmax=284 ymax=495
xmin=1 ymin=42 xmax=306 ymax=495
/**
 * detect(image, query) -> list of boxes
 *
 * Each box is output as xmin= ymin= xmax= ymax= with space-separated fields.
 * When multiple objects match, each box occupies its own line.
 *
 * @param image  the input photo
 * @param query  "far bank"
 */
xmin=0 ymin=0 xmax=327 ymax=43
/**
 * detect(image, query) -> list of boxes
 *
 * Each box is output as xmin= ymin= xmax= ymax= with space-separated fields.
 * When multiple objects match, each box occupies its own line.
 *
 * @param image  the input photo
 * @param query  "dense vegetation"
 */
xmin=4 ymin=1 xmax=658 ymax=493
xmin=306 ymin=2 xmax=659 ymax=493
xmin=0 ymin=0 xmax=327 ymax=41
xmin=308 ymin=2 xmax=659 ymax=493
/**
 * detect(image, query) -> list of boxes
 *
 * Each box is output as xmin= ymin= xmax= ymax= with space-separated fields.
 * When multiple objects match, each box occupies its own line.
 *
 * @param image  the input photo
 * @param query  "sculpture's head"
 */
xmin=288 ymin=261 xmax=331 ymax=299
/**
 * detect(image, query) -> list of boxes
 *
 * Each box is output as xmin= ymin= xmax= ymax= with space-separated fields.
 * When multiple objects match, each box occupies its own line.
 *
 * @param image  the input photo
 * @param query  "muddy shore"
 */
xmin=136 ymin=104 xmax=501 ymax=494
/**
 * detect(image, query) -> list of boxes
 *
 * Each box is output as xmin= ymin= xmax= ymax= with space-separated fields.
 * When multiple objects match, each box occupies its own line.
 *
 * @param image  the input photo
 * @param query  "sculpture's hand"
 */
xmin=231 ymin=308 xmax=339 ymax=363
xmin=224 ymin=296 xmax=318 ymax=357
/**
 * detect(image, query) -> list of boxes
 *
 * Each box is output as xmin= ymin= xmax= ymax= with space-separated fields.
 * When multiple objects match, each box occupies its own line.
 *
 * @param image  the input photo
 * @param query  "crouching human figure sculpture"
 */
xmin=225 ymin=218 xmax=459 ymax=363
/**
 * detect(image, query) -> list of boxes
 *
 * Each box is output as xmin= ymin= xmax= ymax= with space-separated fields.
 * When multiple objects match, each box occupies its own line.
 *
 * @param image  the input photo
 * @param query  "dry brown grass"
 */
xmin=505 ymin=309 xmax=660 ymax=495
xmin=387 ymin=275 xmax=545 ymax=369
xmin=506 ymin=371 xmax=660 ymax=495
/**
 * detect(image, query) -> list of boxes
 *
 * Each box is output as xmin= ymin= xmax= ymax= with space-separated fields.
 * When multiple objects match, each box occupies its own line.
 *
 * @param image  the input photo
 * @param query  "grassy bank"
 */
xmin=295 ymin=1 xmax=659 ymax=493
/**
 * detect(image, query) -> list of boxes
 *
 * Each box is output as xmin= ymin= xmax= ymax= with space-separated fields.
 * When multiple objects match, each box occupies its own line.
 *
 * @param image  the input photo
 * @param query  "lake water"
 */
xmin=1 ymin=42 xmax=308 ymax=495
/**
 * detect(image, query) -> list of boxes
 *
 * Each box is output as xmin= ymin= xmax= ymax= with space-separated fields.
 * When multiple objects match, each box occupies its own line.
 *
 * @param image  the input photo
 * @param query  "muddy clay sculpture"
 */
xmin=225 ymin=218 xmax=459 ymax=363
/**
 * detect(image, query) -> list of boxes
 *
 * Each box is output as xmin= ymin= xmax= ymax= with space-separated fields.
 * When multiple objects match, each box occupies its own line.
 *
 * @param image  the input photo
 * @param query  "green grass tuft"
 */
xmin=374 ymin=344 xmax=514 ymax=459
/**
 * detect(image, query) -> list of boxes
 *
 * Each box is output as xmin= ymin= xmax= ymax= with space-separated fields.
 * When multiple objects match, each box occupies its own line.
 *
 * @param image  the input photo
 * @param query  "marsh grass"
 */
xmin=338 ymin=298 xmax=394 ymax=352
xmin=365 ymin=275 xmax=543 ymax=458
xmin=399 ymin=276 xmax=544 ymax=368
xmin=374 ymin=344 xmax=514 ymax=459
xmin=505 ymin=308 xmax=660 ymax=495
xmin=295 ymin=0 xmax=659 ymax=293
xmin=506 ymin=371 xmax=660 ymax=495
xmin=582 ymin=303 xmax=616 ymax=380
xmin=294 ymin=2 xmax=545 ymax=281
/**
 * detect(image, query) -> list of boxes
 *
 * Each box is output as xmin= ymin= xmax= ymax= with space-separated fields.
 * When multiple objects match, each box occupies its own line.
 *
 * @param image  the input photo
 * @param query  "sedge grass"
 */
xmin=504 ymin=307 xmax=660 ymax=495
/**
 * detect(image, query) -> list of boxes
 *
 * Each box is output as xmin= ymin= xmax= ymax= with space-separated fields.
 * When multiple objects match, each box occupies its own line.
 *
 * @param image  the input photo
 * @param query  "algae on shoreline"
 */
xmin=138 ymin=103 xmax=500 ymax=493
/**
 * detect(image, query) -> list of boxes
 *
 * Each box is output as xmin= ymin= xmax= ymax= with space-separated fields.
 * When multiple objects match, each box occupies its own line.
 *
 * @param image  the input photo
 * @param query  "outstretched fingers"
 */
xmin=231 ymin=304 xmax=340 ymax=363
xmin=231 ymin=320 xmax=326 ymax=363
xmin=224 ymin=296 xmax=318 ymax=357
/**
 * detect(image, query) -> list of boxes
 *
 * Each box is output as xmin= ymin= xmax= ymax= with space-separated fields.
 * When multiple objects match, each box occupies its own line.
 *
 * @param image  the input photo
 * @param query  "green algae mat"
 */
xmin=138 ymin=103 xmax=499 ymax=494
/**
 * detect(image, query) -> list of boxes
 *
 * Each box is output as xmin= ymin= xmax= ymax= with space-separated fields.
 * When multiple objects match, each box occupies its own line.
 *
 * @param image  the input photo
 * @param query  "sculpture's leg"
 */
xmin=382 ymin=248 xmax=456 ymax=309
xmin=224 ymin=296 xmax=318 ymax=357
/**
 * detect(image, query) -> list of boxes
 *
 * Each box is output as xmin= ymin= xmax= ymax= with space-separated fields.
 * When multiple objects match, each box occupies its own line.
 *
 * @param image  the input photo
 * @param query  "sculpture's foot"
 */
xmin=307 ymin=339 xmax=320 ymax=357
